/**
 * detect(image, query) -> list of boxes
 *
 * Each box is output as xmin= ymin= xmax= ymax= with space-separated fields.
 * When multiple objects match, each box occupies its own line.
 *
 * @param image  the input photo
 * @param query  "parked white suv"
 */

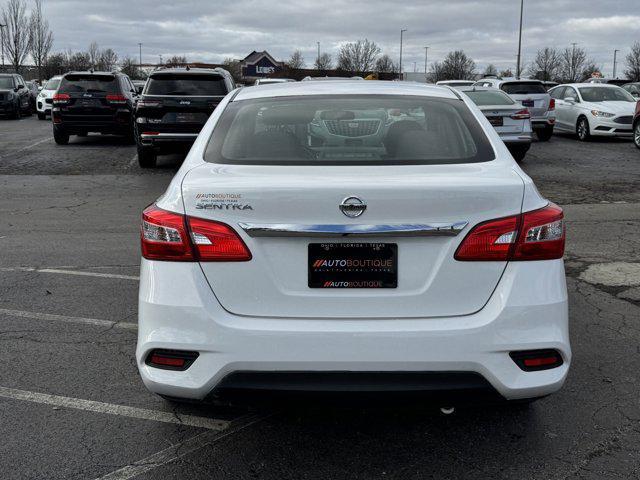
xmin=36 ymin=76 xmax=62 ymax=120
xmin=473 ymin=78 xmax=556 ymax=141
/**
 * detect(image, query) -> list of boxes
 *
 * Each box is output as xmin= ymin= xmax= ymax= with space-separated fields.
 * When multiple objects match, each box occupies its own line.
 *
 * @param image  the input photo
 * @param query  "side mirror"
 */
xmin=16 ymin=84 xmax=24 ymax=90
xmin=564 ymin=96 xmax=576 ymax=104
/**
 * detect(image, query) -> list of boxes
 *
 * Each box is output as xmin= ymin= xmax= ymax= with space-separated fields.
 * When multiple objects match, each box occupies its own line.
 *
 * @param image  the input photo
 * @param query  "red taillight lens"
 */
xmin=510 ymin=109 xmax=530 ymax=120
xmin=548 ymin=98 xmax=555 ymax=111
xmin=454 ymin=215 xmax=519 ymax=261
xmin=106 ymin=94 xmax=127 ymax=104
xmin=187 ymin=217 xmax=252 ymax=261
xmin=512 ymin=203 xmax=564 ymax=260
xmin=146 ymin=349 xmax=199 ymax=370
xmin=141 ymin=205 xmax=251 ymax=262
xmin=52 ymin=93 xmax=70 ymax=104
xmin=455 ymin=203 xmax=565 ymax=261
xmin=141 ymin=205 xmax=193 ymax=261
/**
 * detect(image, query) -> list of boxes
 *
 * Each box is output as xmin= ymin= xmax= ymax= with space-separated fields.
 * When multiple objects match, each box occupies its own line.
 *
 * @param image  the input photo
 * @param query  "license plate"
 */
xmin=175 ymin=112 xmax=205 ymax=123
xmin=308 ymin=243 xmax=397 ymax=288
xmin=522 ymin=99 xmax=534 ymax=107
xmin=487 ymin=116 xmax=503 ymax=127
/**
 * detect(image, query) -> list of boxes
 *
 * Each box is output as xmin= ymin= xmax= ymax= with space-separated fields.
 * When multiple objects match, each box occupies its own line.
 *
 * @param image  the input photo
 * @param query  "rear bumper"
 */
xmin=531 ymin=116 xmax=555 ymax=129
xmin=52 ymin=109 xmax=133 ymax=134
xmin=501 ymin=133 xmax=533 ymax=145
xmin=137 ymin=259 xmax=571 ymax=402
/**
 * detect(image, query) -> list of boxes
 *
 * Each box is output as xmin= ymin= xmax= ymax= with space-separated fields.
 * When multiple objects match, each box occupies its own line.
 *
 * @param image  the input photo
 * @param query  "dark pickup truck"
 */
xmin=134 ymin=67 xmax=235 ymax=168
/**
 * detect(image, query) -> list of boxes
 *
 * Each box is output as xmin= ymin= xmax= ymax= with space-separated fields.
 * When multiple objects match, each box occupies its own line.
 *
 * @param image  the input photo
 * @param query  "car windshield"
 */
xmin=204 ymin=95 xmax=495 ymax=166
xmin=500 ymin=82 xmax=546 ymax=94
xmin=59 ymin=75 xmax=118 ymax=94
xmin=464 ymin=90 xmax=515 ymax=106
xmin=579 ymin=87 xmax=635 ymax=102
xmin=0 ymin=77 xmax=14 ymax=89
xmin=442 ymin=82 xmax=474 ymax=87
xmin=44 ymin=78 xmax=61 ymax=90
xmin=145 ymin=74 xmax=227 ymax=95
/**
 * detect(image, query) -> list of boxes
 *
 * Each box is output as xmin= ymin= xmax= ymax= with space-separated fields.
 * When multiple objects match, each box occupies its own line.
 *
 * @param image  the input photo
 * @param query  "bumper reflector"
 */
xmin=145 ymin=349 xmax=199 ymax=371
xmin=509 ymin=349 xmax=563 ymax=372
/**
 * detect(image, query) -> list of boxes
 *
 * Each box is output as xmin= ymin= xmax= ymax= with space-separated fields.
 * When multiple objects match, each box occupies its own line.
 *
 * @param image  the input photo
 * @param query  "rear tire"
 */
xmin=509 ymin=145 xmax=530 ymax=163
xmin=37 ymin=112 xmax=46 ymax=120
xmin=577 ymin=117 xmax=591 ymax=142
xmin=53 ymin=126 xmax=69 ymax=145
xmin=634 ymin=122 xmax=640 ymax=150
xmin=137 ymin=145 xmax=157 ymax=168
xmin=536 ymin=125 xmax=553 ymax=142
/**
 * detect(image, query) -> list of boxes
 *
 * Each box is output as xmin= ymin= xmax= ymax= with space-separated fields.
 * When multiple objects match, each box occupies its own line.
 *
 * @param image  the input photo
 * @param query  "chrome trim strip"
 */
xmin=238 ymin=222 xmax=468 ymax=238
xmin=140 ymin=133 xmax=199 ymax=139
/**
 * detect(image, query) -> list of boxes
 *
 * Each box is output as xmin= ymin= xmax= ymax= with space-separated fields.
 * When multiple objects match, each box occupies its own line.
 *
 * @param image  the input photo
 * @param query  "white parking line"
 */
xmin=0 ymin=266 xmax=139 ymax=280
xmin=0 ymin=136 xmax=53 ymax=158
xmin=95 ymin=414 xmax=269 ymax=480
xmin=0 ymin=386 xmax=229 ymax=430
xmin=0 ymin=308 xmax=138 ymax=330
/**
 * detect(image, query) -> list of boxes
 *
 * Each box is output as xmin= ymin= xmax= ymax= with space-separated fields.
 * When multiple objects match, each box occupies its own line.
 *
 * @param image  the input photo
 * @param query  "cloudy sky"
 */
xmin=38 ymin=0 xmax=640 ymax=76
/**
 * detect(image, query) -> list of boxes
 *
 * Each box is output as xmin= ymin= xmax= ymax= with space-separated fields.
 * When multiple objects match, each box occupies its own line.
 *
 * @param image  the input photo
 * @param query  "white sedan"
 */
xmin=137 ymin=81 xmax=570 ymax=406
xmin=549 ymin=83 xmax=636 ymax=141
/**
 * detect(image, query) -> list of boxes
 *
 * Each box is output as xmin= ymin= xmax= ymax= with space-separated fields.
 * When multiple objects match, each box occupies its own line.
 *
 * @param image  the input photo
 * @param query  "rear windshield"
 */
xmin=500 ymin=82 xmax=546 ymax=95
xmin=59 ymin=75 xmax=118 ymax=94
xmin=145 ymin=74 xmax=228 ymax=96
xmin=441 ymin=82 xmax=474 ymax=87
xmin=464 ymin=90 xmax=515 ymax=106
xmin=44 ymin=78 xmax=61 ymax=90
xmin=0 ymin=77 xmax=14 ymax=89
xmin=579 ymin=87 xmax=635 ymax=103
xmin=204 ymin=95 xmax=495 ymax=166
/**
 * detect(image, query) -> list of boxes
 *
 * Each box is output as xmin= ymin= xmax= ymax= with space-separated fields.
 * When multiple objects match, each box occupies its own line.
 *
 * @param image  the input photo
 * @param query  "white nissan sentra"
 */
xmin=137 ymin=81 xmax=570 ymax=406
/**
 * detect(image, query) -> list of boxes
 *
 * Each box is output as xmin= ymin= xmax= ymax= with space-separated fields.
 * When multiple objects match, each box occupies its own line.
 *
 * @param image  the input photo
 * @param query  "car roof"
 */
xmin=149 ymin=67 xmax=228 ymax=77
xmin=63 ymin=71 xmax=119 ymax=77
xmin=555 ymin=83 xmax=626 ymax=88
xmin=233 ymin=80 xmax=461 ymax=101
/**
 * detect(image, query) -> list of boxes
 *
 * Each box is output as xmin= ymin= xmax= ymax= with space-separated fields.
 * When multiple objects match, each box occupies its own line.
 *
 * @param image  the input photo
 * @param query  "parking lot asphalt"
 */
xmin=1 ymin=115 xmax=640 ymax=480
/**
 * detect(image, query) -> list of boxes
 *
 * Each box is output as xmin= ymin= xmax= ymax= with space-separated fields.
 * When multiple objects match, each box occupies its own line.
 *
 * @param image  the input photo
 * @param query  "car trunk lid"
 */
xmin=181 ymin=162 xmax=525 ymax=319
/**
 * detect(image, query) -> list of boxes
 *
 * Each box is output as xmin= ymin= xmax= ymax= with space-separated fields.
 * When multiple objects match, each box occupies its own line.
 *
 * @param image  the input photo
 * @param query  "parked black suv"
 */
xmin=134 ymin=67 xmax=235 ymax=167
xmin=0 ymin=73 xmax=32 ymax=119
xmin=52 ymin=71 xmax=138 ymax=145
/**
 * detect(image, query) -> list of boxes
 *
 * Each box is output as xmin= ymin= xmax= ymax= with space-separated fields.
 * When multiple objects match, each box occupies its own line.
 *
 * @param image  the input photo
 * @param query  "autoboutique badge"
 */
xmin=195 ymin=193 xmax=253 ymax=211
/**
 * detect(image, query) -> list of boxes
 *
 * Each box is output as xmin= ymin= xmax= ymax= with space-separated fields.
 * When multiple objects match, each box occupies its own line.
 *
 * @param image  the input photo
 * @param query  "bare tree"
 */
xmin=434 ymin=50 xmax=475 ymax=80
xmin=66 ymin=50 xmax=91 ymax=71
xmin=165 ymin=55 xmax=187 ymax=67
xmin=314 ymin=52 xmax=332 ymax=70
xmin=526 ymin=47 xmax=561 ymax=81
xmin=222 ymin=57 xmax=242 ymax=82
xmin=581 ymin=62 xmax=601 ymax=82
xmin=120 ymin=56 xmax=144 ymax=79
xmin=42 ymin=51 xmax=65 ymax=78
xmin=28 ymin=0 xmax=53 ymax=80
xmin=483 ymin=64 xmax=498 ymax=77
xmin=287 ymin=50 xmax=304 ymax=69
xmin=337 ymin=39 xmax=380 ymax=74
xmin=97 ymin=48 xmax=118 ymax=71
xmin=499 ymin=68 xmax=513 ymax=77
xmin=88 ymin=41 xmax=100 ymax=68
xmin=427 ymin=61 xmax=444 ymax=82
xmin=625 ymin=42 xmax=640 ymax=81
xmin=1 ymin=0 xmax=31 ymax=73
xmin=375 ymin=54 xmax=395 ymax=73
xmin=559 ymin=46 xmax=587 ymax=83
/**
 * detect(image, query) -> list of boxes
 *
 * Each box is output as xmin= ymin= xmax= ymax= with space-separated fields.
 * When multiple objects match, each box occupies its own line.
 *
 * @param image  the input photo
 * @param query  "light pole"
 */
xmin=516 ymin=0 xmax=524 ymax=79
xmin=159 ymin=54 xmax=163 ymax=66
xmin=317 ymin=41 xmax=320 ymax=68
xmin=399 ymin=29 xmax=407 ymax=80
xmin=0 ymin=23 xmax=6 ymax=70
xmin=424 ymin=46 xmax=429 ymax=79
xmin=138 ymin=43 xmax=142 ymax=69
xmin=613 ymin=49 xmax=620 ymax=78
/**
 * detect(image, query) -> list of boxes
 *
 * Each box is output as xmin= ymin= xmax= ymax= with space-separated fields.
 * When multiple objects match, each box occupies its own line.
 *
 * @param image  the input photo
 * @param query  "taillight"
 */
xmin=141 ymin=205 xmax=251 ymax=262
xmin=141 ymin=205 xmax=193 ymax=261
xmin=455 ymin=203 xmax=564 ymax=261
xmin=145 ymin=349 xmax=199 ymax=371
xmin=106 ymin=94 xmax=127 ymax=104
xmin=187 ymin=217 xmax=252 ymax=261
xmin=548 ymin=98 xmax=555 ymax=111
xmin=510 ymin=109 xmax=530 ymax=120
xmin=52 ymin=93 xmax=70 ymax=104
